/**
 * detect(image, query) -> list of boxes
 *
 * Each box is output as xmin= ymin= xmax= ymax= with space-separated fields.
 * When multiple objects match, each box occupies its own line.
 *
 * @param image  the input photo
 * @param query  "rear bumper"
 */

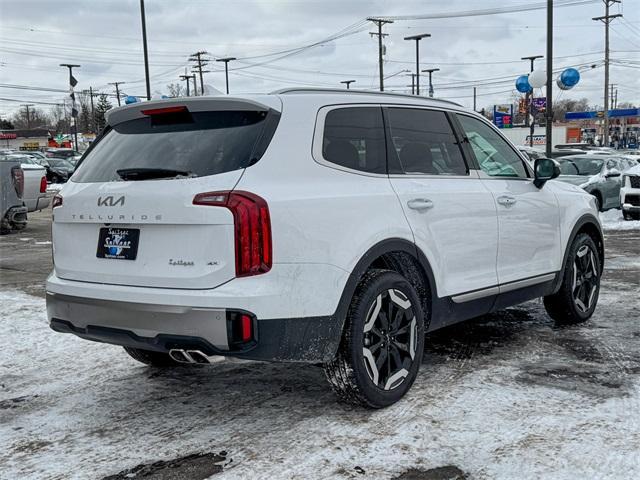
xmin=46 ymin=264 xmax=350 ymax=362
xmin=47 ymin=292 xmax=342 ymax=362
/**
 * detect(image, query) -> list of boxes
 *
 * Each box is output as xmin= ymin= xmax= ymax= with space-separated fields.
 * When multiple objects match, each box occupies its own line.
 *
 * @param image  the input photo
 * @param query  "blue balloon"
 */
xmin=124 ymin=95 xmax=139 ymax=105
xmin=557 ymin=68 xmax=580 ymax=90
xmin=515 ymin=75 xmax=532 ymax=93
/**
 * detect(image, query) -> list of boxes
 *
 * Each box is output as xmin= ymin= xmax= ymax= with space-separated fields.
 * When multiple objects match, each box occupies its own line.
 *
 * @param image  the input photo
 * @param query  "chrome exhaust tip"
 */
xmin=169 ymin=349 xmax=194 ymax=364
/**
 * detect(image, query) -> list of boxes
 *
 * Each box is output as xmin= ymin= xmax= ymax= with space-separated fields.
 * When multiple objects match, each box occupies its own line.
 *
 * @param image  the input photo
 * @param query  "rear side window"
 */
xmin=386 ymin=108 xmax=468 ymax=175
xmin=322 ymin=107 xmax=386 ymax=174
xmin=73 ymin=110 xmax=277 ymax=183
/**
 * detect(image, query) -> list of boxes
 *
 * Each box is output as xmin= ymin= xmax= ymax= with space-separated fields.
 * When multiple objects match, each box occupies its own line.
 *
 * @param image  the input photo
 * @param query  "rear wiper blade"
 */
xmin=116 ymin=168 xmax=192 ymax=181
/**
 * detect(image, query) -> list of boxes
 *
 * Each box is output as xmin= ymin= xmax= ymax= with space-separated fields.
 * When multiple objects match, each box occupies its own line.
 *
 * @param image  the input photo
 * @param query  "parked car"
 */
xmin=45 ymin=148 xmax=77 ymax=159
xmin=620 ymin=164 xmax=640 ymax=220
xmin=47 ymin=90 xmax=604 ymax=408
xmin=41 ymin=157 xmax=75 ymax=183
xmin=517 ymin=146 xmax=546 ymax=166
xmin=2 ymin=154 xmax=49 ymax=212
xmin=556 ymin=155 xmax=637 ymax=211
xmin=548 ymin=148 xmax=586 ymax=159
xmin=0 ymin=156 xmax=27 ymax=234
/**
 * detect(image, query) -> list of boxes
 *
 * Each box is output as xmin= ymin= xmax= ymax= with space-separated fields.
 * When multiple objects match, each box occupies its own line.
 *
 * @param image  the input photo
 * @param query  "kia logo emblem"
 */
xmin=97 ymin=195 xmax=125 ymax=207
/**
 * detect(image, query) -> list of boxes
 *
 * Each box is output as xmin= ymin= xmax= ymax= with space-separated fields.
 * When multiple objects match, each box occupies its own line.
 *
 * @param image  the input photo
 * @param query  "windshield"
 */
xmin=73 ymin=110 xmax=278 ymax=183
xmin=559 ymin=157 xmax=604 ymax=176
xmin=48 ymin=158 xmax=74 ymax=168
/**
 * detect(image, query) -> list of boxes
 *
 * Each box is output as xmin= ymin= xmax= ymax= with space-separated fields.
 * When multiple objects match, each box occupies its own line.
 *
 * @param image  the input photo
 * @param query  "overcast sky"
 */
xmin=0 ymin=0 xmax=639 ymax=119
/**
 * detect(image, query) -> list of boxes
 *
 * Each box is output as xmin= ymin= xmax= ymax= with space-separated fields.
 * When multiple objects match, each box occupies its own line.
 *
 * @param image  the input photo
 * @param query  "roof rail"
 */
xmin=270 ymin=87 xmax=463 ymax=107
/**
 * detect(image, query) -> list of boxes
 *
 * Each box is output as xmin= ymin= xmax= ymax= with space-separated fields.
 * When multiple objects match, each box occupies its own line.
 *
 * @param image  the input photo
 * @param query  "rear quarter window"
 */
xmin=320 ymin=107 xmax=386 ymax=174
xmin=73 ymin=110 xmax=278 ymax=183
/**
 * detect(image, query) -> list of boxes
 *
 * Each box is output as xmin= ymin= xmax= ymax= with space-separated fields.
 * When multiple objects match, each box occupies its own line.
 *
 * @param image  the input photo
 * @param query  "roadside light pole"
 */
xmin=340 ymin=80 xmax=356 ymax=89
xmin=521 ymin=55 xmax=543 ymax=147
xmin=216 ymin=57 xmax=236 ymax=94
xmin=546 ymin=0 xmax=554 ymax=157
xmin=139 ymin=0 xmax=151 ymax=100
xmin=422 ymin=68 xmax=440 ymax=98
xmin=404 ymin=33 xmax=431 ymax=95
xmin=60 ymin=63 xmax=80 ymax=151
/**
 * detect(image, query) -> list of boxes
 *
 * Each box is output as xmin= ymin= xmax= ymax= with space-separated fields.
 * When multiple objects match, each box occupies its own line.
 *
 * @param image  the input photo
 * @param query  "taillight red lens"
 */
xmin=40 ymin=176 xmax=48 ymax=193
xmin=52 ymin=195 xmax=63 ymax=209
xmin=241 ymin=314 xmax=252 ymax=342
xmin=141 ymin=105 xmax=188 ymax=116
xmin=193 ymin=190 xmax=272 ymax=277
xmin=11 ymin=167 xmax=24 ymax=198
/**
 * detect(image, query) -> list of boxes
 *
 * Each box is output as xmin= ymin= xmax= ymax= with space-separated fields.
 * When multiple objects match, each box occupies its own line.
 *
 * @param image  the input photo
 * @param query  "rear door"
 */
xmin=455 ymin=113 xmax=562 ymax=285
xmin=386 ymin=107 xmax=499 ymax=298
xmin=53 ymin=102 xmax=279 ymax=289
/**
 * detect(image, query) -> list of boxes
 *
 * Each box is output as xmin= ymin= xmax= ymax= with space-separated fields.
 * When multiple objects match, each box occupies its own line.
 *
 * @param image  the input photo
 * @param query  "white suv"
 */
xmin=47 ymin=89 xmax=604 ymax=408
xmin=620 ymin=164 xmax=640 ymax=220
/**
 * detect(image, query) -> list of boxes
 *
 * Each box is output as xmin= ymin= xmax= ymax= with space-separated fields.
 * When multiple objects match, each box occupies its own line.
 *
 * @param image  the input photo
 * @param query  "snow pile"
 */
xmin=2 ymin=289 xmax=640 ymax=479
xmin=599 ymin=209 xmax=640 ymax=231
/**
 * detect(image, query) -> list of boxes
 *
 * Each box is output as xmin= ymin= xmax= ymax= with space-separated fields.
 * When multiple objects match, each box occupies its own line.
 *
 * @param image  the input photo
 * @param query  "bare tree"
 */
xmin=11 ymin=107 xmax=50 ymax=130
xmin=166 ymin=82 xmax=185 ymax=98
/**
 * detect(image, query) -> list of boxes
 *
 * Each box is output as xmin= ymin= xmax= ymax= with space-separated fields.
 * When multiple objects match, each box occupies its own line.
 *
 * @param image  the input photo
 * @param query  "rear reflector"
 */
xmin=193 ymin=190 xmax=272 ymax=277
xmin=40 ymin=176 xmax=48 ymax=194
xmin=141 ymin=106 xmax=188 ymax=116
xmin=226 ymin=310 xmax=257 ymax=351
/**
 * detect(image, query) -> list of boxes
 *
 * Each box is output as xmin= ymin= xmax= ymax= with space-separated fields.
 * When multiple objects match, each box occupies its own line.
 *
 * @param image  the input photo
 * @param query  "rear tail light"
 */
xmin=226 ymin=311 xmax=257 ymax=350
xmin=52 ymin=195 xmax=63 ymax=209
xmin=11 ymin=167 xmax=24 ymax=198
xmin=193 ymin=190 xmax=272 ymax=277
xmin=40 ymin=176 xmax=48 ymax=193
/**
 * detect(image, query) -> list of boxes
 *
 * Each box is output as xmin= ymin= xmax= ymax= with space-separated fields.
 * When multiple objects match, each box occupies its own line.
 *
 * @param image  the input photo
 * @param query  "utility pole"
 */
xmin=20 ymin=104 xmax=34 ymax=129
xmin=609 ymin=83 xmax=617 ymax=108
xmin=404 ymin=33 xmax=430 ymax=95
xmin=60 ymin=63 xmax=80 ymax=151
xmin=545 ymin=0 xmax=553 ymax=157
xmin=593 ymin=1 xmax=622 ymax=147
xmin=614 ymin=88 xmax=618 ymax=109
xmin=191 ymin=74 xmax=198 ymax=96
xmin=473 ymin=87 xmax=477 ymax=111
xmin=109 ymin=82 xmax=124 ymax=106
xmin=367 ymin=17 xmax=393 ymax=92
xmin=189 ymin=51 xmax=210 ymax=96
xmin=216 ymin=57 xmax=236 ymax=94
xmin=407 ymin=73 xmax=416 ymax=95
xmin=422 ymin=68 xmax=440 ymax=98
xmin=340 ymin=80 xmax=356 ymax=89
xmin=521 ymin=55 xmax=543 ymax=147
xmin=139 ymin=0 xmax=151 ymax=100
xmin=179 ymin=74 xmax=192 ymax=96
xmin=89 ymin=87 xmax=96 ymax=134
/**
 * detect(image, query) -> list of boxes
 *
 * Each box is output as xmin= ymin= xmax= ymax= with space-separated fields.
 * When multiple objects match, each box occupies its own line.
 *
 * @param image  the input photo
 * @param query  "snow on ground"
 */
xmin=2 ymin=280 xmax=640 ymax=480
xmin=600 ymin=209 xmax=640 ymax=231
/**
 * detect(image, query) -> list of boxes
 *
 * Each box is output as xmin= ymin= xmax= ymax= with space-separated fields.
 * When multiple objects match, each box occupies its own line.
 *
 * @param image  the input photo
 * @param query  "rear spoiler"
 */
xmin=106 ymin=96 xmax=282 ymax=127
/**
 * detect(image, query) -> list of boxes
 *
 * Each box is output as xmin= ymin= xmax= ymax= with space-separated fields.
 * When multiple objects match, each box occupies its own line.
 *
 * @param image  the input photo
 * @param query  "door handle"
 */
xmin=497 ymin=195 xmax=517 ymax=206
xmin=407 ymin=198 xmax=434 ymax=211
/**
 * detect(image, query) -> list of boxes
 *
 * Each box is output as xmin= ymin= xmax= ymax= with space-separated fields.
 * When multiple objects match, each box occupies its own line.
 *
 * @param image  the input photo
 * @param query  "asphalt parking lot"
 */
xmin=1 ymin=208 xmax=639 ymax=480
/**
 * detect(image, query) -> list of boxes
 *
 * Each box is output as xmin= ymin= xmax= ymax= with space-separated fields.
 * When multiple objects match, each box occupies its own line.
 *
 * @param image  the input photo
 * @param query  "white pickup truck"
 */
xmin=0 ymin=153 xmax=50 ymax=212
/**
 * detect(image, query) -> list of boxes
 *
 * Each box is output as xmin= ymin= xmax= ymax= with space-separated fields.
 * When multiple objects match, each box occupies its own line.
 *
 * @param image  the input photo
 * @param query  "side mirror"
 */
xmin=605 ymin=169 xmax=621 ymax=178
xmin=534 ymin=157 xmax=560 ymax=188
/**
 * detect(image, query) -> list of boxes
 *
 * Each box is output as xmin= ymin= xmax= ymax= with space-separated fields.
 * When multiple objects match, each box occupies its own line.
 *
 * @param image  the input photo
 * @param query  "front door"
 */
xmin=455 ymin=113 xmax=562 ymax=285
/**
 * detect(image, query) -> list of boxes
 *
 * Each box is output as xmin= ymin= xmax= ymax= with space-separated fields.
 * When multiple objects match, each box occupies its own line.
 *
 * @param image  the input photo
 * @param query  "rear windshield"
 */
xmin=73 ymin=110 xmax=277 ymax=183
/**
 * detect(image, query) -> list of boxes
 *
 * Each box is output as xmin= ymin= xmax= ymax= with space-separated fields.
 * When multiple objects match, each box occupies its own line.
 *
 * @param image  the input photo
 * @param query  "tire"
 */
xmin=323 ymin=269 xmax=425 ymax=408
xmin=123 ymin=347 xmax=184 ymax=367
xmin=544 ymin=233 xmax=601 ymax=325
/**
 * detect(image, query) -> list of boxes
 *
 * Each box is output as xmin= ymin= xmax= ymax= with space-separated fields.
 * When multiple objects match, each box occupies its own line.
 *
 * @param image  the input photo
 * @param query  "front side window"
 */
xmin=386 ymin=108 xmax=468 ymax=175
xmin=322 ymin=107 xmax=386 ymax=174
xmin=457 ymin=114 xmax=528 ymax=178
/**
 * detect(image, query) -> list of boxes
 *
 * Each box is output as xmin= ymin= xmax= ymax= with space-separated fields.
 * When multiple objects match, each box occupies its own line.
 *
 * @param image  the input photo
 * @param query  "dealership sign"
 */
xmin=0 ymin=133 xmax=17 ymax=139
xmin=525 ymin=134 xmax=546 ymax=146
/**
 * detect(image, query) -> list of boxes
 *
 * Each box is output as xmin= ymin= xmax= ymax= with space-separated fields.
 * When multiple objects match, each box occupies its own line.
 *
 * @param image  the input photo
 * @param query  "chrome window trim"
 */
xmin=451 ymin=272 xmax=557 ymax=304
